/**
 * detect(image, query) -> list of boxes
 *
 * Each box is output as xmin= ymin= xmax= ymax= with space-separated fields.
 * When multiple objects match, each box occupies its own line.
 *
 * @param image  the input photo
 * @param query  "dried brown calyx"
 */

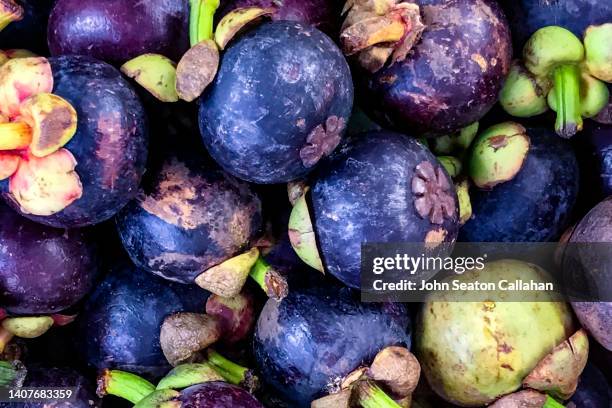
xmin=300 ymin=116 xmax=346 ymax=168
xmin=159 ymin=313 xmax=224 ymax=366
xmin=0 ymin=57 xmax=82 ymax=216
xmin=340 ymin=0 xmax=425 ymax=73
xmin=412 ymin=161 xmax=456 ymax=225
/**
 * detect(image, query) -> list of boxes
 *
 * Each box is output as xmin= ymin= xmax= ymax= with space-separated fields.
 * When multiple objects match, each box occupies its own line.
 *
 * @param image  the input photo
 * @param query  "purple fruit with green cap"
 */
xmin=47 ymin=0 xmax=190 ymax=64
xmin=289 ymin=131 xmax=459 ymax=289
xmin=499 ymin=0 xmax=612 ymax=50
xmin=253 ymin=284 xmax=411 ymax=407
xmin=77 ymin=265 xmax=209 ymax=378
xmin=199 ymin=20 xmax=353 ymax=184
xmin=340 ymin=0 xmax=512 ymax=135
xmin=0 ymin=203 xmax=98 ymax=315
xmin=116 ymin=151 xmax=263 ymax=285
xmin=460 ymin=125 xmax=579 ymax=242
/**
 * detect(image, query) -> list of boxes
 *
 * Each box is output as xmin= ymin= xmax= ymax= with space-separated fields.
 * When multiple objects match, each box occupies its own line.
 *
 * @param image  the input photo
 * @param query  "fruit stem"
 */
xmin=0 ymin=360 xmax=25 ymax=387
xmin=97 ymin=369 xmax=156 ymax=404
xmin=206 ymin=349 xmax=257 ymax=391
xmin=0 ymin=0 xmax=23 ymax=32
xmin=357 ymin=380 xmax=402 ymax=408
xmin=543 ymin=396 xmax=566 ymax=408
xmin=189 ymin=0 xmax=220 ymax=46
xmin=0 ymin=327 xmax=14 ymax=354
xmin=552 ymin=64 xmax=582 ymax=138
xmin=249 ymin=257 xmax=289 ymax=300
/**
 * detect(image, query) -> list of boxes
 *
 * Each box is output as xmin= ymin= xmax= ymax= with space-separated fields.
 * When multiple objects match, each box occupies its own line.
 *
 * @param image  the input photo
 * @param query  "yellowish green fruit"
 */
xmin=584 ymin=23 xmax=612 ymax=82
xmin=416 ymin=259 xmax=575 ymax=406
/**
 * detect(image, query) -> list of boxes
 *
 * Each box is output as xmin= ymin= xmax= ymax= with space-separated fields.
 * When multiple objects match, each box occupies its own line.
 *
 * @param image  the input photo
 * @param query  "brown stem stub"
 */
xmin=412 ymin=161 xmax=456 ymax=225
xmin=300 ymin=116 xmax=345 ymax=168
xmin=264 ymin=268 xmax=289 ymax=301
xmin=96 ymin=369 xmax=111 ymax=398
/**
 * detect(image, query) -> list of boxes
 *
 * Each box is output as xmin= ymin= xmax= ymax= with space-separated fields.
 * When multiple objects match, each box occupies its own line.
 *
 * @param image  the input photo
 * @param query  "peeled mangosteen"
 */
xmin=48 ymin=0 xmax=190 ymax=64
xmin=253 ymin=284 xmax=411 ymax=407
xmin=0 ymin=0 xmax=54 ymax=54
xmin=0 ymin=365 xmax=100 ymax=408
xmin=564 ymin=196 xmax=612 ymax=351
xmin=199 ymin=20 xmax=353 ymax=184
xmin=460 ymin=126 xmax=579 ymax=242
xmin=217 ymin=0 xmax=337 ymax=35
xmin=340 ymin=0 xmax=512 ymax=135
xmin=499 ymin=0 xmax=612 ymax=50
xmin=0 ymin=55 xmax=148 ymax=228
xmin=0 ymin=204 xmax=98 ymax=315
xmin=78 ymin=265 xmax=209 ymax=378
xmin=416 ymin=259 xmax=576 ymax=406
xmin=290 ymin=130 xmax=459 ymax=289
xmin=116 ymin=152 xmax=262 ymax=285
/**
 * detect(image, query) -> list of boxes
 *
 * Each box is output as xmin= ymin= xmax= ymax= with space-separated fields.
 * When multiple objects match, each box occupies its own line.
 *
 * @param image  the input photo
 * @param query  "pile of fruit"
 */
xmin=0 ymin=0 xmax=610 ymax=407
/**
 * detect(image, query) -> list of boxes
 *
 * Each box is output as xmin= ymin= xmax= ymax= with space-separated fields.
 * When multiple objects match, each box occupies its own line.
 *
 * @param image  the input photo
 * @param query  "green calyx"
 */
xmin=548 ymin=72 xmax=609 ymax=118
xmin=189 ymin=0 xmax=220 ymax=46
xmin=430 ymin=122 xmax=479 ymax=155
xmin=97 ymin=369 xmax=156 ymax=404
xmin=157 ymin=363 xmax=223 ymax=390
xmin=356 ymin=380 xmax=402 ymax=408
xmin=543 ymin=395 xmax=566 ymax=408
xmin=437 ymin=156 xmax=462 ymax=178
xmin=121 ymin=54 xmax=179 ymax=103
xmin=288 ymin=191 xmax=324 ymax=273
xmin=500 ymin=61 xmax=550 ymax=117
xmin=584 ymin=23 xmax=612 ymax=83
xmin=455 ymin=179 xmax=472 ymax=225
xmin=0 ymin=360 xmax=26 ymax=387
xmin=468 ymin=122 xmax=530 ymax=189
xmin=194 ymin=248 xmax=260 ymax=297
xmin=523 ymin=26 xmax=585 ymax=137
xmin=206 ymin=349 xmax=259 ymax=392
xmin=2 ymin=316 xmax=54 ymax=338
xmin=0 ymin=0 xmax=23 ymax=32
xmin=551 ymin=64 xmax=583 ymax=137
xmin=134 ymin=389 xmax=181 ymax=408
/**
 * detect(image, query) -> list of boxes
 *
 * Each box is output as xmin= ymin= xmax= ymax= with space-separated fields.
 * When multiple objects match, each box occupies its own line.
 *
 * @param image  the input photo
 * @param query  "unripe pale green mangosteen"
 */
xmin=416 ymin=259 xmax=575 ymax=407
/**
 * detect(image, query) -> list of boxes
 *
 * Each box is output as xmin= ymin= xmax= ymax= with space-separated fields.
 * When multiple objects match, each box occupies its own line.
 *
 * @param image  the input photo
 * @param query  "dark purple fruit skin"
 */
xmin=364 ymin=0 xmax=512 ymax=135
xmin=199 ymin=21 xmax=353 ymax=184
xmin=567 ymin=197 xmax=612 ymax=351
xmin=310 ymin=131 xmax=459 ymax=289
xmin=0 ymin=366 xmax=100 ymax=408
xmin=78 ymin=265 xmax=209 ymax=378
xmin=180 ymin=382 xmax=263 ymax=408
xmin=0 ymin=56 xmax=148 ymax=228
xmin=569 ymin=363 xmax=611 ymax=408
xmin=253 ymin=285 xmax=411 ymax=407
xmin=578 ymin=123 xmax=612 ymax=199
xmin=116 ymin=153 xmax=262 ymax=284
xmin=499 ymin=0 xmax=612 ymax=52
xmin=0 ymin=0 xmax=54 ymax=54
xmin=460 ymin=127 xmax=579 ymax=242
xmin=218 ymin=0 xmax=337 ymax=35
xmin=48 ymin=0 xmax=189 ymax=64
xmin=0 ymin=204 xmax=98 ymax=315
